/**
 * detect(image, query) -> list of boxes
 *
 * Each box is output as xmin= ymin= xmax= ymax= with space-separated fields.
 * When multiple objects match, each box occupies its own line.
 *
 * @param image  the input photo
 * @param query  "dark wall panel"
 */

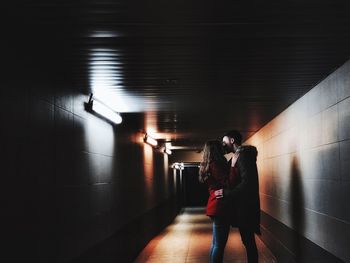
xmin=2 ymin=70 xmax=179 ymax=262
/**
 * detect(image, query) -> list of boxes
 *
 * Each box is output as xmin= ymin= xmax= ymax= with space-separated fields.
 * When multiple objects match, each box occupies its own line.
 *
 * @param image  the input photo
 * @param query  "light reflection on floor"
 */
xmin=134 ymin=207 xmax=277 ymax=263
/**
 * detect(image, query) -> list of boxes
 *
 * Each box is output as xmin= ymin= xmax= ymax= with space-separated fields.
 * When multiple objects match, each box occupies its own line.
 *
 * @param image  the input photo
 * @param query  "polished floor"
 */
xmin=134 ymin=207 xmax=276 ymax=263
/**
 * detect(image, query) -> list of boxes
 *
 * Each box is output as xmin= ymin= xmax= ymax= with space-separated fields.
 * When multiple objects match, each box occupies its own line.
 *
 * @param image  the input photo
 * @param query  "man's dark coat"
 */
xmin=225 ymin=145 xmax=261 ymax=234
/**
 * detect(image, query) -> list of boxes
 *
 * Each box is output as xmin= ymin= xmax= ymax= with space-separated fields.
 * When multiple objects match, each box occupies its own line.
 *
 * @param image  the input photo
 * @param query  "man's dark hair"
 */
xmin=224 ymin=130 xmax=242 ymax=145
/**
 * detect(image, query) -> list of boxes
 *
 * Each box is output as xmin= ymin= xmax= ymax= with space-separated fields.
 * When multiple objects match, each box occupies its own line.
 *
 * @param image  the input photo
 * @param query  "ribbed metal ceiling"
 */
xmin=4 ymin=0 xmax=350 ymax=148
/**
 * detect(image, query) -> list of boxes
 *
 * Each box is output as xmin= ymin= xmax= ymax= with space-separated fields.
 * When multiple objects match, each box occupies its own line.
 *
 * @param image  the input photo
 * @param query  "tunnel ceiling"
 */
xmin=5 ymin=0 xmax=350 ymax=149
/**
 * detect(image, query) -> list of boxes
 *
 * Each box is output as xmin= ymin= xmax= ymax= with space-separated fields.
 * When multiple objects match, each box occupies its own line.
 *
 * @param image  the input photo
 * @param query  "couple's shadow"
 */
xmin=290 ymin=156 xmax=305 ymax=261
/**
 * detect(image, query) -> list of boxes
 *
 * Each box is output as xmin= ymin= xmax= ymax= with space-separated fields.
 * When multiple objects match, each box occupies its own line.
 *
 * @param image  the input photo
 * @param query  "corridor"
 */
xmin=3 ymin=0 xmax=350 ymax=263
xmin=134 ymin=208 xmax=276 ymax=263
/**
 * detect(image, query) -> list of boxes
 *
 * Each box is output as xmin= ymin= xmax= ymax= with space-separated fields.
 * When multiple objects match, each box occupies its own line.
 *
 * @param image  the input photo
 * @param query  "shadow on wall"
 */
xmin=290 ymin=156 xmax=305 ymax=261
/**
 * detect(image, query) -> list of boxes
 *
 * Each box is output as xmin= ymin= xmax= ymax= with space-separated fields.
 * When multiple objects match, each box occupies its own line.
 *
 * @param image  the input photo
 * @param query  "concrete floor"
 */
xmin=134 ymin=207 xmax=277 ymax=263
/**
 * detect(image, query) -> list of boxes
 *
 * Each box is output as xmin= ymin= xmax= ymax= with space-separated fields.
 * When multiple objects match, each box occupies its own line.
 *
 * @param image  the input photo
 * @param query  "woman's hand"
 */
xmin=214 ymin=189 xmax=223 ymax=199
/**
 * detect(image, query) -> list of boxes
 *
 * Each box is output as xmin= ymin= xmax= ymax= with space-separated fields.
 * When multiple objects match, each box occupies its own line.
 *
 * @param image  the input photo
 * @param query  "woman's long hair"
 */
xmin=199 ymin=140 xmax=227 ymax=183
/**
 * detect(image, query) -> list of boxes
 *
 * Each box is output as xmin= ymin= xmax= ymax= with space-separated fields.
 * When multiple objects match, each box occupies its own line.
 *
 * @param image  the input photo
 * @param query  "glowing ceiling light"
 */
xmin=164 ymin=148 xmax=172 ymax=155
xmin=180 ymin=162 xmax=184 ymax=170
xmin=164 ymin=142 xmax=172 ymax=155
xmin=88 ymin=48 xmax=146 ymax=113
xmin=165 ymin=142 xmax=172 ymax=149
xmin=172 ymin=162 xmax=184 ymax=170
xmin=90 ymin=31 xmax=121 ymax=38
xmin=172 ymin=163 xmax=180 ymax=169
xmin=144 ymin=134 xmax=158 ymax=147
xmin=89 ymin=66 xmax=123 ymax=71
xmin=89 ymin=53 xmax=120 ymax=58
xmin=89 ymin=61 xmax=122 ymax=66
xmin=89 ymin=58 xmax=120 ymax=62
xmin=85 ymin=94 xmax=122 ymax=124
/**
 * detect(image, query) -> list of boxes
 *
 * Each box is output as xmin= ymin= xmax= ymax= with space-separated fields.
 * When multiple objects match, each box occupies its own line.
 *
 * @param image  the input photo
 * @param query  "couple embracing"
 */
xmin=199 ymin=130 xmax=261 ymax=263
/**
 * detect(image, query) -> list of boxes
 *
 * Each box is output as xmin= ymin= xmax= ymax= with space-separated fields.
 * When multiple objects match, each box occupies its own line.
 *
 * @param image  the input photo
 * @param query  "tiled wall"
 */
xmin=2 ymin=72 xmax=176 ymax=262
xmin=245 ymin=60 xmax=350 ymax=262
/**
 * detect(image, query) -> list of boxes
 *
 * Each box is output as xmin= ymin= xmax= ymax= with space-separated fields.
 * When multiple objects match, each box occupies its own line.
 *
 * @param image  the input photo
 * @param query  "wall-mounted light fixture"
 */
xmin=164 ymin=142 xmax=172 ymax=155
xmin=144 ymin=133 xmax=158 ymax=147
xmin=172 ymin=162 xmax=184 ymax=170
xmin=164 ymin=148 xmax=172 ymax=155
xmin=85 ymin=93 xmax=122 ymax=124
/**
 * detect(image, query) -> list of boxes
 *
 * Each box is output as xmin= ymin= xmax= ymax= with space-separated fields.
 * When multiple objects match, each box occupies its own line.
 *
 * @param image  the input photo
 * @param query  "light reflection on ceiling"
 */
xmin=89 ymin=47 xmax=146 ymax=113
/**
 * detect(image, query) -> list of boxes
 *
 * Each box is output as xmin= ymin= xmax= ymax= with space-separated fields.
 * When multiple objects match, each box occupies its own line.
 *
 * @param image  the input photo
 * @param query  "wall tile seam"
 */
xmin=261 ymin=140 xmax=340 ymax=158
xmin=53 ymin=102 xmax=74 ymax=114
xmin=302 ymin=141 xmax=340 ymax=151
xmin=260 ymin=174 xmax=342 ymax=181
xmin=304 ymin=207 xmax=350 ymax=226
xmin=55 ymin=148 xmax=115 ymax=158
xmin=259 ymin=168 xmax=341 ymax=181
xmin=258 ymin=112 xmax=333 ymax=145
xmin=261 ymin=151 xmax=300 ymax=160
xmin=73 ymin=111 xmax=88 ymax=120
xmin=290 ymin=93 xmax=342 ymax=125
xmin=258 ymin=223 xmax=295 ymax=257
xmin=262 ymin=155 xmax=294 ymax=161
xmin=80 ymin=150 xmax=114 ymax=158
xmin=300 ymin=178 xmax=342 ymax=182
xmin=87 ymin=182 xmax=111 ymax=186
xmin=257 ymin=99 xmax=309 ymax=137
xmin=251 ymin=99 xmax=317 ymax=141
xmin=260 ymin=192 xmax=278 ymax=199
xmin=260 ymin=193 xmax=298 ymax=205
xmin=260 ymin=212 xmax=347 ymax=263
xmin=337 ymin=105 xmax=342 ymax=183
xmin=260 ymin=193 xmax=350 ymax=225
xmin=257 ymin=122 xmax=306 ymax=143
xmin=256 ymin=137 xmax=344 ymax=160
xmin=54 ymin=91 xmax=73 ymax=104
xmin=337 ymin=94 xmax=350 ymax=104
xmin=303 ymin=60 xmax=348 ymax=95
xmin=265 ymin=150 xmax=299 ymax=159
xmin=246 ymin=125 xmax=273 ymax=142
xmin=56 ymin=181 xmax=122 ymax=189
xmin=33 ymin=96 xmax=55 ymax=107
xmin=33 ymin=96 xmax=54 ymax=106
xmin=307 ymin=100 xmax=339 ymax=119
xmin=264 ymin=125 xmax=295 ymax=140
xmin=249 ymin=90 xmax=349 ymax=145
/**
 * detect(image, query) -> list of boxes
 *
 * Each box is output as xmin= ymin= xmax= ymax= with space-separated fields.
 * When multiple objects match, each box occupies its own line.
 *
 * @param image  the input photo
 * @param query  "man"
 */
xmin=215 ymin=130 xmax=261 ymax=263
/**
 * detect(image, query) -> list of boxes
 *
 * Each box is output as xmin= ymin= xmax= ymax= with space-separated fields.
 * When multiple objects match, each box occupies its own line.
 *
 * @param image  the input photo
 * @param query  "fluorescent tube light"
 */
xmin=164 ymin=148 xmax=172 ymax=155
xmin=86 ymin=94 xmax=122 ymax=124
xmin=164 ymin=142 xmax=172 ymax=155
xmin=144 ymin=134 xmax=158 ymax=147
xmin=172 ymin=162 xmax=184 ymax=170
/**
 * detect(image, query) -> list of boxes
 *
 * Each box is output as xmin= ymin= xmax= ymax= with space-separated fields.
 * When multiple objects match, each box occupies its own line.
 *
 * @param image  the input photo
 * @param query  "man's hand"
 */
xmin=214 ymin=189 xmax=223 ymax=199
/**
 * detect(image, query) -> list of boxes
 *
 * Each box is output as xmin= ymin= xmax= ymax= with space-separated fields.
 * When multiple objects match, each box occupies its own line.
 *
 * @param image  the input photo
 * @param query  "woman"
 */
xmin=199 ymin=140 xmax=240 ymax=263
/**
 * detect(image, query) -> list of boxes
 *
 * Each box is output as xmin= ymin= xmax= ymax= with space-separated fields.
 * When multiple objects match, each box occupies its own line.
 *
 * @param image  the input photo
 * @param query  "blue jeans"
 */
xmin=210 ymin=217 xmax=259 ymax=263
xmin=210 ymin=216 xmax=230 ymax=263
